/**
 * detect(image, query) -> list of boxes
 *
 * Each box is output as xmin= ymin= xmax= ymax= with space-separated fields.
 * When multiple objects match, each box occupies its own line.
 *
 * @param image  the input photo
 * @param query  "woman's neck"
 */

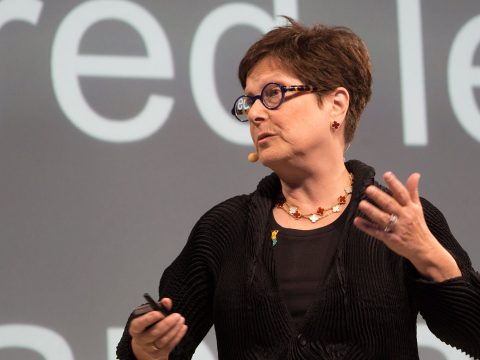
xmin=276 ymin=159 xmax=350 ymax=214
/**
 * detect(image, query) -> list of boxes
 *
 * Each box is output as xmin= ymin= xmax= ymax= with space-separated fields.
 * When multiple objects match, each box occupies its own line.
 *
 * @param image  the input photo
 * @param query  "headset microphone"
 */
xmin=247 ymin=152 xmax=259 ymax=163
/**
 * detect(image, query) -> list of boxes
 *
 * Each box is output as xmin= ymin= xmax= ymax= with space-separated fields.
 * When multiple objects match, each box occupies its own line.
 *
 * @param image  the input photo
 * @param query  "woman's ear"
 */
xmin=330 ymin=87 xmax=350 ymax=123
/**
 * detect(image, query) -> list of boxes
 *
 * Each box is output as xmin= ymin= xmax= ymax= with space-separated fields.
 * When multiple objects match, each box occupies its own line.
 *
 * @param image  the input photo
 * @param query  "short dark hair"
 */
xmin=238 ymin=18 xmax=372 ymax=145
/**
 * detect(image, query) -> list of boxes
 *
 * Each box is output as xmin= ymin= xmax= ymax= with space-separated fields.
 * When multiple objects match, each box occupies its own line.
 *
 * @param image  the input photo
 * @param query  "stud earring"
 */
xmin=331 ymin=121 xmax=340 ymax=130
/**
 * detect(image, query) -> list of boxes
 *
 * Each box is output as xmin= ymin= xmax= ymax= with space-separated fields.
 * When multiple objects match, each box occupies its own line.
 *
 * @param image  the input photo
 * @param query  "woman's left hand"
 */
xmin=353 ymin=171 xmax=461 ymax=282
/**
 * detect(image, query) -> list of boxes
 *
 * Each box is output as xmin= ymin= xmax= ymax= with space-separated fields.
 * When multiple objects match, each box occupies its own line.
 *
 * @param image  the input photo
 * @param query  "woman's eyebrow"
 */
xmin=244 ymin=80 xmax=284 ymax=96
xmin=243 ymin=87 xmax=258 ymax=96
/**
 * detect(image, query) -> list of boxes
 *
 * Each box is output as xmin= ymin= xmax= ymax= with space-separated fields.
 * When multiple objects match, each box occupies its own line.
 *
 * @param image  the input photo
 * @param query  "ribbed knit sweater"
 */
xmin=117 ymin=160 xmax=480 ymax=359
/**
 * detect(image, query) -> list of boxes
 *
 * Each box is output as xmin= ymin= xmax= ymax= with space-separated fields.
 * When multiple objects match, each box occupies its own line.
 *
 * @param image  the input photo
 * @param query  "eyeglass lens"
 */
xmin=233 ymin=83 xmax=284 ymax=122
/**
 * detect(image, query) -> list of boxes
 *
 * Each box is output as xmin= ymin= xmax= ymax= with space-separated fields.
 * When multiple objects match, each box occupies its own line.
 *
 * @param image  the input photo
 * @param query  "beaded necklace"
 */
xmin=276 ymin=173 xmax=353 ymax=224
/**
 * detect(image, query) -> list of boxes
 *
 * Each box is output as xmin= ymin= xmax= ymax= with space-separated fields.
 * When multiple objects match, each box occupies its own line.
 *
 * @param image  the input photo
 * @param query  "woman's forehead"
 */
xmin=245 ymin=58 xmax=299 ymax=93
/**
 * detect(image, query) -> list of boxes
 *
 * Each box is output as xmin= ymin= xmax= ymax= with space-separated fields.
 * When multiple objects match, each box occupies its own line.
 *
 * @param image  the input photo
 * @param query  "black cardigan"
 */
xmin=117 ymin=160 xmax=480 ymax=359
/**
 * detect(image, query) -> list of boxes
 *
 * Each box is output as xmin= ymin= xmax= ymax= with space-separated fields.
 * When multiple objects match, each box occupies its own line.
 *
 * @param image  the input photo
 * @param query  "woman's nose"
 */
xmin=247 ymin=99 xmax=268 ymax=124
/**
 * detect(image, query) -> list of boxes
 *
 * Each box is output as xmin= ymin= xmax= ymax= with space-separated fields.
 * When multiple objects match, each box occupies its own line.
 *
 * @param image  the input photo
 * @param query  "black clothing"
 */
xmin=270 ymin=205 xmax=348 ymax=329
xmin=117 ymin=160 xmax=480 ymax=359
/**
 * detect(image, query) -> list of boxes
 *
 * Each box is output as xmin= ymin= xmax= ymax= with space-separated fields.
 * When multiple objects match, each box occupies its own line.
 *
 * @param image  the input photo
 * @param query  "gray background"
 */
xmin=0 ymin=0 xmax=479 ymax=359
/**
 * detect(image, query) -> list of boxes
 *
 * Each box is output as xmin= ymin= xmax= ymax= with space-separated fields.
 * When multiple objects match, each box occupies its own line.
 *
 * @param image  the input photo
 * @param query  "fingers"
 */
xmin=382 ymin=171 xmax=411 ymax=206
xmin=353 ymin=216 xmax=395 ymax=241
xmin=406 ymin=173 xmax=421 ymax=203
xmin=354 ymin=170 xmax=432 ymax=264
xmin=129 ymin=297 xmax=173 ymax=336
xmin=129 ymin=298 xmax=188 ymax=359
xmin=363 ymin=171 xmax=422 ymax=217
xmin=130 ymin=311 xmax=188 ymax=358
xmin=358 ymin=198 xmax=391 ymax=229
xmin=357 ymin=171 xmax=423 ymax=236
xmin=129 ymin=311 xmax=164 ymax=337
xmin=151 ymin=315 xmax=188 ymax=353
xmin=353 ymin=216 xmax=378 ymax=233
xmin=148 ymin=313 xmax=184 ymax=340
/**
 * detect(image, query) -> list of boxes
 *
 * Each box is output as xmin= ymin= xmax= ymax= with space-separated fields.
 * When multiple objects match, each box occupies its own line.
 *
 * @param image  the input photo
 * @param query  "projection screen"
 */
xmin=1 ymin=0 xmax=479 ymax=359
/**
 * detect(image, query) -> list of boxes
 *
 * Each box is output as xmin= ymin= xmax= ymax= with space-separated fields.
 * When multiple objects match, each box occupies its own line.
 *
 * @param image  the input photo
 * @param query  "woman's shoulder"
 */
xmin=418 ymin=197 xmax=453 ymax=236
xmin=192 ymin=194 xmax=252 ymax=231
xmin=204 ymin=194 xmax=251 ymax=216
xmin=197 ymin=173 xmax=279 ymax=225
xmin=419 ymin=197 xmax=445 ymax=218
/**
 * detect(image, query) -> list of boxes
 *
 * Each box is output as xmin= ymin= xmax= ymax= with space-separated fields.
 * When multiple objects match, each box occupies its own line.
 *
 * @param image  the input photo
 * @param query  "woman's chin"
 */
xmin=258 ymin=152 xmax=291 ymax=170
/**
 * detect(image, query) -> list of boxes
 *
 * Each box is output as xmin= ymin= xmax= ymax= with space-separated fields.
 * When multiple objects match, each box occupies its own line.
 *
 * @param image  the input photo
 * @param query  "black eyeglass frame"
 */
xmin=231 ymin=82 xmax=320 ymax=122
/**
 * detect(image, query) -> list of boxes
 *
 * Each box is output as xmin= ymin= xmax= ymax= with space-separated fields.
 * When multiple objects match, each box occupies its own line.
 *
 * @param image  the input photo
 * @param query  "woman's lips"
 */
xmin=257 ymin=133 xmax=275 ymax=144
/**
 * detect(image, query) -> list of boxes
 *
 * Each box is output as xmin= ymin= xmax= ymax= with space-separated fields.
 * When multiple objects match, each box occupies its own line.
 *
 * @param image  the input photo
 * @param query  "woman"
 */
xmin=117 ymin=19 xmax=480 ymax=359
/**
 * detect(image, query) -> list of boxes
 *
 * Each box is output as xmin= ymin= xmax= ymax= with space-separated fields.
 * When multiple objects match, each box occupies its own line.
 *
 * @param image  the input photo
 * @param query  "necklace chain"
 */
xmin=276 ymin=173 xmax=353 ymax=223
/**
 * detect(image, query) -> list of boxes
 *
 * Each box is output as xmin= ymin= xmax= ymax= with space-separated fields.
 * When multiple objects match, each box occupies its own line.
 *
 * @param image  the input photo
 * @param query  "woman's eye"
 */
xmin=266 ymin=89 xmax=280 ymax=97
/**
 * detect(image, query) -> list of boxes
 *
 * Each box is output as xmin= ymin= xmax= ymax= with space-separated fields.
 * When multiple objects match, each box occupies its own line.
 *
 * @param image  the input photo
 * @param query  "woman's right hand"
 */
xmin=129 ymin=298 xmax=188 ymax=360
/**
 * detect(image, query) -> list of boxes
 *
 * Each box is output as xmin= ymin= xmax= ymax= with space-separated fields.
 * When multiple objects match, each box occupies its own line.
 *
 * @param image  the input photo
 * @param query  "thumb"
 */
xmin=160 ymin=298 xmax=173 ymax=312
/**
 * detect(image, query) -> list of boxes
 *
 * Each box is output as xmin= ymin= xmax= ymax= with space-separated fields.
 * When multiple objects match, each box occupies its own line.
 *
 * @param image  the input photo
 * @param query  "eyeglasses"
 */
xmin=231 ymin=82 xmax=319 ymax=122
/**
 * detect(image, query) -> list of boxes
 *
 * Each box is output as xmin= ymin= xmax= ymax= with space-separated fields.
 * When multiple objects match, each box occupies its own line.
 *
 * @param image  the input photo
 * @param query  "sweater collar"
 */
xmin=254 ymin=159 xmax=376 ymax=203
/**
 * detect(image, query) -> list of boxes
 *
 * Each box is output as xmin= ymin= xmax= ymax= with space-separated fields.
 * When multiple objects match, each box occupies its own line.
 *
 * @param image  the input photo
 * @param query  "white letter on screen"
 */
xmin=107 ymin=327 xmax=123 ymax=360
xmin=190 ymin=0 xmax=298 ymax=145
xmin=0 ymin=324 xmax=74 ymax=360
xmin=0 ymin=0 xmax=43 ymax=30
xmin=448 ymin=15 xmax=480 ymax=142
xmin=417 ymin=323 xmax=472 ymax=359
xmin=51 ymin=0 xmax=174 ymax=143
xmin=397 ymin=0 xmax=428 ymax=146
